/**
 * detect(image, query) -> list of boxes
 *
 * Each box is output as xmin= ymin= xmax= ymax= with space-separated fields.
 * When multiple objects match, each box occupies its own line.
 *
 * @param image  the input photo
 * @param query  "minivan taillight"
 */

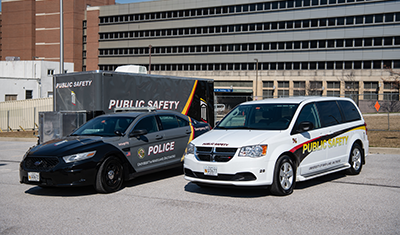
xmin=364 ymin=122 xmax=368 ymax=135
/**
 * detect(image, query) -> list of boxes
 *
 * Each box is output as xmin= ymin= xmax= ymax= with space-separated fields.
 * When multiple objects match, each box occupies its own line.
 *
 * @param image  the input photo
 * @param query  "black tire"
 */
xmin=270 ymin=155 xmax=296 ymax=196
xmin=346 ymin=143 xmax=363 ymax=175
xmin=95 ymin=156 xmax=124 ymax=193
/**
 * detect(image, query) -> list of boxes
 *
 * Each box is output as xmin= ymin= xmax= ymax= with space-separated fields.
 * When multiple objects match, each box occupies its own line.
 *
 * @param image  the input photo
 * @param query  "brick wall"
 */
xmin=1 ymin=0 xmax=115 ymax=72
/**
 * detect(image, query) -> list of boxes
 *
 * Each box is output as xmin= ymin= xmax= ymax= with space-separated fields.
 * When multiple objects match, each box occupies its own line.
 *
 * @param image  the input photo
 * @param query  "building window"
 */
xmin=364 ymin=91 xmax=378 ymax=100
xmin=263 ymin=90 xmax=274 ymax=98
xmin=26 ymin=90 xmax=33 ymax=99
xmin=278 ymin=81 xmax=289 ymax=88
xmin=278 ymin=90 xmax=289 ymax=97
xmin=5 ymin=95 xmax=17 ymax=101
xmin=327 ymin=90 xmax=340 ymax=97
xmin=47 ymin=69 xmax=55 ymax=76
xmin=327 ymin=81 xmax=340 ymax=89
xmin=383 ymin=92 xmax=399 ymax=101
xmin=364 ymin=81 xmax=378 ymax=89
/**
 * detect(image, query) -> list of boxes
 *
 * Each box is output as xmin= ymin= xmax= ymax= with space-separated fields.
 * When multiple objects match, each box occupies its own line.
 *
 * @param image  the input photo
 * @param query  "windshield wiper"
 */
xmin=216 ymin=126 xmax=250 ymax=130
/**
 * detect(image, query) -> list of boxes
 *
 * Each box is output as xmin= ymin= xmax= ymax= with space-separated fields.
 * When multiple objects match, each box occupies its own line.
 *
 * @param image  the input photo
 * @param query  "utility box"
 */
xmin=38 ymin=111 xmax=87 ymax=143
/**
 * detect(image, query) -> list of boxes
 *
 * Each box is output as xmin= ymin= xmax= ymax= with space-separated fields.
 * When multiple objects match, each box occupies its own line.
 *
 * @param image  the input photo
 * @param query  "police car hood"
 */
xmin=193 ymin=129 xmax=280 ymax=148
xmin=28 ymin=136 xmax=115 ymax=157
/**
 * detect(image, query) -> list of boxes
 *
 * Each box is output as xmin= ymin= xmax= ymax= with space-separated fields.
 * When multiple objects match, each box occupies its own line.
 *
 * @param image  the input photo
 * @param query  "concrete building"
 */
xmin=84 ymin=0 xmax=400 ymax=106
xmin=0 ymin=0 xmax=115 ymax=71
xmin=1 ymin=0 xmax=399 ymax=109
xmin=0 ymin=61 xmax=74 ymax=102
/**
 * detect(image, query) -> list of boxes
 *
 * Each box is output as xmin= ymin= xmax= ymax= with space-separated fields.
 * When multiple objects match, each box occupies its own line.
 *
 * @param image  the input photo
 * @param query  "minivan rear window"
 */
xmin=338 ymin=100 xmax=361 ymax=122
xmin=315 ymin=101 xmax=343 ymax=127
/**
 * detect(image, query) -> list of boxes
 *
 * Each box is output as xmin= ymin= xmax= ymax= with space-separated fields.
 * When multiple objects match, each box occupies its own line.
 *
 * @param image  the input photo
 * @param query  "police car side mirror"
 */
xmin=297 ymin=121 xmax=314 ymax=133
xmin=114 ymin=130 xmax=124 ymax=136
xmin=129 ymin=129 xmax=148 ymax=137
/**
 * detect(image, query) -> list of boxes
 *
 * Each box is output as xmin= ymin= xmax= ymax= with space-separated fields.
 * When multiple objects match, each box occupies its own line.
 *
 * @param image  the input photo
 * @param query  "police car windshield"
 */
xmin=216 ymin=104 xmax=299 ymax=130
xmin=71 ymin=116 xmax=135 ymax=137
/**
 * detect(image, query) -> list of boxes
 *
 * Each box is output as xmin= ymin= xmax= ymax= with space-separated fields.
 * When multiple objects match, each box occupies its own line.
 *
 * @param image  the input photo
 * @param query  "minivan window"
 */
xmin=217 ymin=104 xmax=299 ymax=130
xmin=338 ymin=101 xmax=361 ymax=122
xmin=294 ymin=103 xmax=321 ymax=131
xmin=315 ymin=101 xmax=343 ymax=127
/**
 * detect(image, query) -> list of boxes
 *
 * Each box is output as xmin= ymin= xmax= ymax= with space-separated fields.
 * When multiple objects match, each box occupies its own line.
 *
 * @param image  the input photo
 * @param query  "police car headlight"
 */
xmin=238 ymin=145 xmax=267 ymax=158
xmin=63 ymin=151 xmax=96 ymax=163
xmin=184 ymin=143 xmax=196 ymax=156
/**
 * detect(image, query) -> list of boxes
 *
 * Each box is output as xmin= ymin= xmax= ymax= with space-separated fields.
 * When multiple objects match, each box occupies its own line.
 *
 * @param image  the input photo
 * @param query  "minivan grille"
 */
xmin=196 ymin=147 xmax=237 ymax=162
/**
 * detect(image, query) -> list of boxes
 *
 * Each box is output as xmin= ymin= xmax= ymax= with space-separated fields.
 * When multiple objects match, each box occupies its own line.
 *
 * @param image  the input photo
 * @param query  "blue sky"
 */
xmin=0 ymin=0 xmax=154 ymax=12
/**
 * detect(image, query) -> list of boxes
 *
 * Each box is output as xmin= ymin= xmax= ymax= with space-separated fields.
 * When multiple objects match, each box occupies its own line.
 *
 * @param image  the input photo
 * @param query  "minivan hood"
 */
xmin=192 ymin=129 xmax=280 ymax=148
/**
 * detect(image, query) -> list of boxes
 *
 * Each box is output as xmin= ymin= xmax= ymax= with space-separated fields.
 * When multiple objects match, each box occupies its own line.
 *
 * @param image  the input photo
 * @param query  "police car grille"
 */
xmin=24 ymin=157 xmax=60 ymax=171
xmin=196 ymin=147 xmax=237 ymax=162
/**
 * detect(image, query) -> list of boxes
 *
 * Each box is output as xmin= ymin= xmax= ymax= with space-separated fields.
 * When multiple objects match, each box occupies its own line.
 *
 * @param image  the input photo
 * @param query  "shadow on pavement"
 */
xmin=184 ymin=171 xmax=348 ymax=198
xmin=24 ymin=167 xmax=184 ymax=197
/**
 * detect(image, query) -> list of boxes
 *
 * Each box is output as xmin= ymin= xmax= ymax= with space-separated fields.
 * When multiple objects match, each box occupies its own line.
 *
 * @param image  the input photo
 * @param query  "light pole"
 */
xmin=60 ymin=0 xmax=64 ymax=74
xmin=254 ymin=58 xmax=259 ymax=100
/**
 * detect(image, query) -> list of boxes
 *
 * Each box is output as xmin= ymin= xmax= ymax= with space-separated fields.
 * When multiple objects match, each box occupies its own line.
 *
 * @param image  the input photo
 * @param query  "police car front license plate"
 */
xmin=204 ymin=166 xmax=218 ymax=176
xmin=28 ymin=172 xmax=40 ymax=182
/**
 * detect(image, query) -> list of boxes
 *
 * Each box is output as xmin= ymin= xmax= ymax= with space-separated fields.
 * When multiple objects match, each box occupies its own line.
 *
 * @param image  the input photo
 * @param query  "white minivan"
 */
xmin=183 ymin=97 xmax=368 ymax=196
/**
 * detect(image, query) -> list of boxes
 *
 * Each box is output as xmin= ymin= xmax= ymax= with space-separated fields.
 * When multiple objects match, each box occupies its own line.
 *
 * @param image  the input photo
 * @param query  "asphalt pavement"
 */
xmin=0 ymin=139 xmax=399 ymax=234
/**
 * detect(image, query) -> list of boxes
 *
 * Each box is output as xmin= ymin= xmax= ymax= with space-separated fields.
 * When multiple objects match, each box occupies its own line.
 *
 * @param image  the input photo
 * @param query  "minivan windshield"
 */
xmin=71 ymin=116 xmax=135 ymax=137
xmin=216 ymin=103 xmax=299 ymax=130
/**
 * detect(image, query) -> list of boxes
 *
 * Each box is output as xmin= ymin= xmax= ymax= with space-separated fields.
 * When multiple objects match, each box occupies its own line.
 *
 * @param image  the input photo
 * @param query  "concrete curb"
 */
xmin=0 ymin=137 xmax=37 ymax=142
xmin=368 ymin=147 xmax=400 ymax=155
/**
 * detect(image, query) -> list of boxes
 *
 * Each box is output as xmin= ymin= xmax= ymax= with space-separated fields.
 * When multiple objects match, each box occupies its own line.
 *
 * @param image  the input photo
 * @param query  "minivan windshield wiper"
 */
xmin=216 ymin=126 xmax=251 ymax=130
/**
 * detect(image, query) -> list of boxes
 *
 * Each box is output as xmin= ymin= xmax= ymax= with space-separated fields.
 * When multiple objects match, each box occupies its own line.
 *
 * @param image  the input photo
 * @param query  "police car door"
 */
xmin=127 ymin=115 xmax=167 ymax=172
xmin=291 ymin=103 xmax=328 ymax=177
xmin=156 ymin=114 xmax=191 ymax=166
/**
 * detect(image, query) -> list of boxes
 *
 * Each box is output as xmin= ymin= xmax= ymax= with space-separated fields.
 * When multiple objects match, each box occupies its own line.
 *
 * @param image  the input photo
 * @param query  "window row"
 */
xmin=99 ymin=60 xmax=400 ymax=71
xmin=99 ymin=13 xmax=400 ymax=40
xmin=263 ymin=90 xmax=399 ymax=100
xmin=263 ymin=81 xmax=397 ymax=90
xmin=99 ymin=0 xmax=380 ymax=24
xmin=99 ymin=36 xmax=400 ymax=56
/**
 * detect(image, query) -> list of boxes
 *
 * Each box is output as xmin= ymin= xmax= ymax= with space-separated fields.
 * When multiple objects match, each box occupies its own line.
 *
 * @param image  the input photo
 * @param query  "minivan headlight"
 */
xmin=63 ymin=151 xmax=96 ymax=163
xmin=238 ymin=145 xmax=268 ymax=158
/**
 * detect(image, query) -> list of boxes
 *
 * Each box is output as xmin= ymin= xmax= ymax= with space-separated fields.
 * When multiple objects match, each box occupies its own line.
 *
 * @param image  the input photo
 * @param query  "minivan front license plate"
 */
xmin=28 ymin=172 xmax=40 ymax=182
xmin=204 ymin=166 xmax=217 ymax=176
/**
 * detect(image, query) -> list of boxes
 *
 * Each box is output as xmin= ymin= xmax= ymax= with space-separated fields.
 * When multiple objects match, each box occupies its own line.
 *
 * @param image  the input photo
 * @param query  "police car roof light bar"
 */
xmin=114 ymin=107 xmax=157 ymax=113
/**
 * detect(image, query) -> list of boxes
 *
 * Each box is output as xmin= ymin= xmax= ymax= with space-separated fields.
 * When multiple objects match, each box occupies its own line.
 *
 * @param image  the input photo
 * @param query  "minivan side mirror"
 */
xmin=129 ymin=129 xmax=148 ymax=137
xmin=297 ymin=121 xmax=314 ymax=133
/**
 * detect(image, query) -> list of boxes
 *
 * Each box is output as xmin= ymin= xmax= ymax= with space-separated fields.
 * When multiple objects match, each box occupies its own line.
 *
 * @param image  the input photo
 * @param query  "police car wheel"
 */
xmin=270 ymin=155 xmax=296 ymax=196
xmin=95 ymin=156 xmax=124 ymax=193
xmin=346 ymin=143 xmax=363 ymax=175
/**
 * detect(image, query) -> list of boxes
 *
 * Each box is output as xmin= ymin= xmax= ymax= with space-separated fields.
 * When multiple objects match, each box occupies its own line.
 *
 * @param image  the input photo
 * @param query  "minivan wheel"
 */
xmin=270 ymin=155 xmax=296 ymax=196
xmin=95 ymin=156 xmax=123 ymax=193
xmin=346 ymin=143 xmax=363 ymax=175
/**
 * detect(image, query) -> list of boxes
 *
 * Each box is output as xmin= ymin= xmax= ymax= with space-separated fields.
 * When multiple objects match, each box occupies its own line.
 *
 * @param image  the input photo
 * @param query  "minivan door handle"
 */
xmin=185 ymin=129 xmax=191 ymax=134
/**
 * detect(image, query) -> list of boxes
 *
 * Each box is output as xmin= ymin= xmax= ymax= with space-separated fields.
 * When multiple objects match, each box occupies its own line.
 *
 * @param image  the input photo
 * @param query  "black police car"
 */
xmin=20 ymin=110 xmax=210 ymax=193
